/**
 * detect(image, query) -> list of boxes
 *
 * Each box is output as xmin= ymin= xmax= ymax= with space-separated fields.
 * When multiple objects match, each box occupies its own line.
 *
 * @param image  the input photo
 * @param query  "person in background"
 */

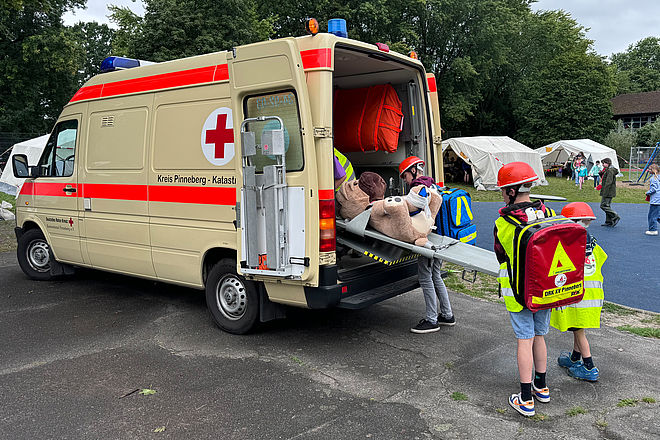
xmin=578 ymin=162 xmax=588 ymax=190
xmin=462 ymin=160 xmax=472 ymax=184
xmin=573 ymin=154 xmax=583 ymax=186
xmin=551 ymin=202 xmax=607 ymax=382
xmin=399 ymin=156 xmax=455 ymax=334
xmin=645 ymin=164 xmax=660 ymax=236
xmin=590 ymin=160 xmax=602 ymax=188
xmin=333 ymin=148 xmax=355 ymax=191
xmin=599 ymin=158 xmax=620 ymax=227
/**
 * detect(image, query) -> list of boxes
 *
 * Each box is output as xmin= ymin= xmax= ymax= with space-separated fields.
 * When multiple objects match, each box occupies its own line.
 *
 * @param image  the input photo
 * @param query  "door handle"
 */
xmin=63 ymin=187 xmax=77 ymax=193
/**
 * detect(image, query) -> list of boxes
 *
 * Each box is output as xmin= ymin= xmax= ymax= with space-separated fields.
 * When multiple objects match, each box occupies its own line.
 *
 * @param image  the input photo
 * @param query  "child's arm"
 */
xmin=647 ymin=177 xmax=659 ymax=196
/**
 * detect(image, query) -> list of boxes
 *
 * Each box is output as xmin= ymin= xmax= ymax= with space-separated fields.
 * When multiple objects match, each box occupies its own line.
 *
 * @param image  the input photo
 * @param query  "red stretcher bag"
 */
xmin=505 ymin=216 xmax=586 ymax=312
xmin=333 ymin=84 xmax=403 ymax=153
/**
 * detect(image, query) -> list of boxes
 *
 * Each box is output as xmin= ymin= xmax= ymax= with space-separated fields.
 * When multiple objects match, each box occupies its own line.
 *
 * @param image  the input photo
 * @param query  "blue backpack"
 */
xmin=435 ymin=188 xmax=477 ymax=245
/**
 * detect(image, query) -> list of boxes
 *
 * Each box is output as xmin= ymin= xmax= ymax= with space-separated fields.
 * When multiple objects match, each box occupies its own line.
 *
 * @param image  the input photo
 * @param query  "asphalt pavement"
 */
xmin=470 ymin=201 xmax=660 ymax=313
xmin=1 ymin=251 xmax=658 ymax=439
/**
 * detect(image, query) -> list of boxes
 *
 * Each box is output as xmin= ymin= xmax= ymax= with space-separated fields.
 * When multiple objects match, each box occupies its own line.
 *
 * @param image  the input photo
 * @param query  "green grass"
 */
xmin=594 ymin=419 xmax=608 ymax=429
xmin=530 ymin=413 xmax=548 ymax=422
xmin=602 ymin=302 xmax=636 ymax=316
xmin=0 ymin=191 xmax=16 ymax=211
xmin=451 ymin=391 xmax=468 ymax=401
xmin=450 ymin=176 xmax=648 ymax=203
xmin=616 ymin=326 xmax=660 ymax=339
xmin=617 ymin=398 xmax=638 ymax=407
xmin=641 ymin=316 xmax=660 ymax=325
xmin=566 ymin=406 xmax=587 ymax=416
xmin=641 ymin=397 xmax=656 ymax=404
xmin=0 ymin=191 xmax=16 ymax=252
xmin=443 ymin=263 xmax=500 ymax=302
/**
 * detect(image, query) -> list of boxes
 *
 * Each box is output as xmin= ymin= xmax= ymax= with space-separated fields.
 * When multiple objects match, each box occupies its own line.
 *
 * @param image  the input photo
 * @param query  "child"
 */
xmin=399 ymin=156 xmax=455 ymax=333
xmin=590 ymin=160 xmax=602 ymax=188
xmin=578 ymin=163 xmax=587 ymax=190
xmin=645 ymin=164 xmax=660 ymax=236
xmin=494 ymin=162 xmax=555 ymax=417
xmin=551 ymin=202 xmax=607 ymax=381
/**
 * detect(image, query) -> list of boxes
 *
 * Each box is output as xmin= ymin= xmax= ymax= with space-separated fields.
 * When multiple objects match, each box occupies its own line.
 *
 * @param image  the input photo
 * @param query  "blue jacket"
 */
xmin=648 ymin=175 xmax=660 ymax=205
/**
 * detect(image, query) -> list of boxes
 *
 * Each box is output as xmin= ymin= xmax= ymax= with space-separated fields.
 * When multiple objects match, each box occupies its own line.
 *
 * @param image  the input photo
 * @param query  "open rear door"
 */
xmin=426 ymin=73 xmax=445 ymax=186
xmin=228 ymin=39 xmax=315 ymax=280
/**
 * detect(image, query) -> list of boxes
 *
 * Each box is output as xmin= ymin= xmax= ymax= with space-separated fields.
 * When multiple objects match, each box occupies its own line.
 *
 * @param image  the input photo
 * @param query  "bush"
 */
xmin=635 ymin=120 xmax=660 ymax=147
xmin=603 ymin=120 xmax=636 ymax=160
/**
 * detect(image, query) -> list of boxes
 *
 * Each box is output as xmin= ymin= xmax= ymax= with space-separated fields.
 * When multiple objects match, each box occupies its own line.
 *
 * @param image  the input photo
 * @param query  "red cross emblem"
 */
xmin=69 ymin=217 xmax=74 ymax=227
xmin=205 ymin=113 xmax=234 ymax=159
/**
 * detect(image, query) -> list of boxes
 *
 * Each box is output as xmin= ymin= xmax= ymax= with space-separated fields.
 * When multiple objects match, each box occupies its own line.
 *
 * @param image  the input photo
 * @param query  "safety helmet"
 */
xmin=561 ymin=202 xmax=596 ymax=220
xmin=399 ymin=156 xmax=424 ymax=177
xmin=497 ymin=162 xmax=538 ymax=188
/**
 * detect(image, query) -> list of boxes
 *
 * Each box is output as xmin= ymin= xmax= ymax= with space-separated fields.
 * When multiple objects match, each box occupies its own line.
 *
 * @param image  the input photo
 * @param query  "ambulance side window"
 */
xmin=244 ymin=91 xmax=303 ymax=172
xmin=39 ymin=120 xmax=78 ymax=177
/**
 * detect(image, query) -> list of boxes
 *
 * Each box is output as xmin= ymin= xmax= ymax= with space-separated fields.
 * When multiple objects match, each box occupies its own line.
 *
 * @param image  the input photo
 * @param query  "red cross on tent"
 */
xmin=205 ymin=113 xmax=234 ymax=159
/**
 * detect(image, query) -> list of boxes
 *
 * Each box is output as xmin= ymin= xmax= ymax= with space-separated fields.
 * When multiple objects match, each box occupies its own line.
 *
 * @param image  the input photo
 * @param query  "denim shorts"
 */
xmin=509 ymin=308 xmax=551 ymax=339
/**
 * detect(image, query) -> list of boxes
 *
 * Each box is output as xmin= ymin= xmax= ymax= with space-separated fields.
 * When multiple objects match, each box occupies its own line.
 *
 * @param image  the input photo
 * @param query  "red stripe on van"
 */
xmin=25 ymin=182 xmax=79 ymax=197
xmin=19 ymin=181 xmax=35 ymax=196
xmin=427 ymin=76 xmax=437 ymax=93
xmin=149 ymin=185 xmax=236 ymax=205
xmin=300 ymin=48 xmax=332 ymax=69
xmin=318 ymin=189 xmax=334 ymax=199
xmin=69 ymin=64 xmax=229 ymax=103
xmin=81 ymin=183 xmax=148 ymax=201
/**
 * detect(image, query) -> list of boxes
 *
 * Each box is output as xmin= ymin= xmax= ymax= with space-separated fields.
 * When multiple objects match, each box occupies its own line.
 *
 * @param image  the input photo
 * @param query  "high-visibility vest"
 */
xmin=495 ymin=207 xmax=556 ymax=313
xmin=334 ymin=148 xmax=355 ymax=191
xmin=550 ymin=240 xmax=607 ymax=331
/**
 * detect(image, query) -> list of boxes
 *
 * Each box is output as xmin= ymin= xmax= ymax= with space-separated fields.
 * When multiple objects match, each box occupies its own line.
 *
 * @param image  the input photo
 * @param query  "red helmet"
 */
xmin=497 ymin=162 xmax=538 ymax=188
xmin=399 ymin=156 xmax=424 ymax=177
xmin=561 ymin=202 xmax=596 ymax=220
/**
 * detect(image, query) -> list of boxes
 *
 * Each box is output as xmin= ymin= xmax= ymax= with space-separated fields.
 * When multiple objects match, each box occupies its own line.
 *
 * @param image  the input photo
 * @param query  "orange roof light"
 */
xmin=306 ymin=18 xmax=319 ymax=35
xmin=409 ymin=51 xmax=418 ymax=60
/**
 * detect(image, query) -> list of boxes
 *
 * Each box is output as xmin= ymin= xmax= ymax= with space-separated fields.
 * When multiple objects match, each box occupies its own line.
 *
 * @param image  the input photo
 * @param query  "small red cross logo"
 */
xmin=205 ymin=113 xmax=234 ymax=159
xmin=68 ymin=217 xmax=74 ymax=227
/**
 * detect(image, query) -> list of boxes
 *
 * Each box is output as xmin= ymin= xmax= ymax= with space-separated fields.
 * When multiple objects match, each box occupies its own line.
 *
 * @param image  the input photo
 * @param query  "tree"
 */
xmin=72 ymin=21 xmax=114 ymax=84
xmin=0 ymin=0 xmax=85 ymax=133
xmin=603 ymin=120 xmax=636 ymax=161
xmin=635 ymin=119 xmax=660 ymax=148
xmin=611 ymin=37 xmax=660 ymax=95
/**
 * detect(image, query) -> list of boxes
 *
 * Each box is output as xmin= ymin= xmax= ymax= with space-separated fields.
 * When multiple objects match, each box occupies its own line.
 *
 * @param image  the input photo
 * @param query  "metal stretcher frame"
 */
xmin=336 ymin=210 xmax=500 ymax=277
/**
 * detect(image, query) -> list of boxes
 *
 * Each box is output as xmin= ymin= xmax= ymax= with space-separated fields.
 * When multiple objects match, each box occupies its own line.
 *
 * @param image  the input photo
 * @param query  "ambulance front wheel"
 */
xmin=205 ymin=259 xmax=259 ymax=334
xmin=17 ymin=228 xmax=53 ymax=281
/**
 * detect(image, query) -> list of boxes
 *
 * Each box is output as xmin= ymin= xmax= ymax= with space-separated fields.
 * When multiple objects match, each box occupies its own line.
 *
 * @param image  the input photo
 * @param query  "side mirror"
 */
xmin=12 ymin=154 xmax=30 ymax=178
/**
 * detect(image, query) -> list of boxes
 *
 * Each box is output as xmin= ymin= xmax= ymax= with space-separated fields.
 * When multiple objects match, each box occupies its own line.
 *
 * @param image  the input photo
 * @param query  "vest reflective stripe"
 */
xmin=565 ymin=298 xmax=604 ymax=309
xmin=334 ymin=149 xmax=355 ymax=189
xmin=584 ymin=280 xmax=603 ymax=289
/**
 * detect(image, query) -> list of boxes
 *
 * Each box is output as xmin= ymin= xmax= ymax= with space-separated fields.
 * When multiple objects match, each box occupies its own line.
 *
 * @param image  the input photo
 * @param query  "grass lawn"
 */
xmin=0 ymin=191 xmax=17 ymax=252
xmin=450 ymin=176 xmax=649 ymax=203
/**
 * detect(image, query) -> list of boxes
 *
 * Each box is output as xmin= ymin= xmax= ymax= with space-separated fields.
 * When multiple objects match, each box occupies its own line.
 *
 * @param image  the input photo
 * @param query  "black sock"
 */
xmin=534 ymin=372 xmax=546 ymax=389
xmin=570 ymin=350 xmax=581 ymax=362
xmin=520 ymin=382 xmax=532 ymax=402
xmin=583 ymin=356 xmax=594 ymax=370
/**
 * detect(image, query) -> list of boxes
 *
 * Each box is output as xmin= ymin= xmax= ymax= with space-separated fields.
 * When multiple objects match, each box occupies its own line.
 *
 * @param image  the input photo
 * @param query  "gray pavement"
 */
xmin=0 ymin=251 xmax=659 ymax=439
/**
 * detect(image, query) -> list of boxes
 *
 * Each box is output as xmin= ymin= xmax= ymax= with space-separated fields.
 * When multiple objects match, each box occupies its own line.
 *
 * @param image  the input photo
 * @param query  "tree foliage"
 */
xmin=611 ymin=37 xmax=660 ymax=95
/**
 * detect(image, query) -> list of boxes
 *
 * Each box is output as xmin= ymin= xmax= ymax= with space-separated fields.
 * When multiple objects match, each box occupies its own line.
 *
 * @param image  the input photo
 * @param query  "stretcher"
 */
xmin=336 ymin=209 xmax=500 ymax=277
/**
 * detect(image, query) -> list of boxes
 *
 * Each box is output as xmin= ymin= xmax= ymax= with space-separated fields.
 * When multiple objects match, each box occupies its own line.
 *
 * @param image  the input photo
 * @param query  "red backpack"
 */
xmin=504 ymin=215 xmax=586 ymax=312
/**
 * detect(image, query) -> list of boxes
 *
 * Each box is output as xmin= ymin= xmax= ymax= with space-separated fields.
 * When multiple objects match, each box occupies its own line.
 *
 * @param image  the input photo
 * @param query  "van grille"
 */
xmin=101 ymin=115 xmax=115 ymax=127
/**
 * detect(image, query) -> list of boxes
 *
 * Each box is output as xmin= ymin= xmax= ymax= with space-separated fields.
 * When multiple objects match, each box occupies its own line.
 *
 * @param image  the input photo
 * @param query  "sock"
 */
xmin=570 ymin=350 xmax=581 ymax=362
xmin=534 ymin=372 xmax=546 ymax=389
xmin=520 ymin=382 xmax=532 ymax=402
xmin=583 ymin=356 xmax=594 ymax=370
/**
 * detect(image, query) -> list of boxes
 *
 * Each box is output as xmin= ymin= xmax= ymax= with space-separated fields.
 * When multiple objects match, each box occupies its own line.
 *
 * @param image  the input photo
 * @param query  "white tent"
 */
xmin=0 ymin=135 xmax=48 ymax=195
xmin=442 ymin=136 xmax=547 ymax=190
xmin=536 ymin=139 xmax=622 ymax=173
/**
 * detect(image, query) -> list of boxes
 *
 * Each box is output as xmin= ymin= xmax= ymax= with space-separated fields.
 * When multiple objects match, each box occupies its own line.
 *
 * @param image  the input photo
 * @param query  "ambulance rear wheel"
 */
xmin=206 ymin=259 xmax=259 ymax=334
xmin=17 ymin=228 xmax=53 ymax=281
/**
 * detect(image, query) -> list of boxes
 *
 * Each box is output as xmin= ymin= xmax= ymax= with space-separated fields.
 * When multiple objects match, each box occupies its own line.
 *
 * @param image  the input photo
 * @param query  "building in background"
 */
xmin=612 ymin=90 xmax=660 ymax=130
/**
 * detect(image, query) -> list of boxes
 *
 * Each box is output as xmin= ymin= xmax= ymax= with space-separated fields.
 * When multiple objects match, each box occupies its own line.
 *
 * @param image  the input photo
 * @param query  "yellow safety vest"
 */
xmin=495 ymin=207 xmax=556 ymax=313
xmin=334 ymin=148 xmax=355 ymax=191
xmin=550 ymin=242 xmax=607 ymax=331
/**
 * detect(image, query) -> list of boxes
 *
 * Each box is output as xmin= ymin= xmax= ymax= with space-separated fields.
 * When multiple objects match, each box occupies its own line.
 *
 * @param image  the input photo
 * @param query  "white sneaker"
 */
xmin=645 ymin=230 xmax=658 ymax=236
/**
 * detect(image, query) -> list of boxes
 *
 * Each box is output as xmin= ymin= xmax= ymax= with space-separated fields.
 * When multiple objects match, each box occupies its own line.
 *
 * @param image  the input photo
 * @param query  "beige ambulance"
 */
xmin=12 ymin=22 xmax=445 ymax=334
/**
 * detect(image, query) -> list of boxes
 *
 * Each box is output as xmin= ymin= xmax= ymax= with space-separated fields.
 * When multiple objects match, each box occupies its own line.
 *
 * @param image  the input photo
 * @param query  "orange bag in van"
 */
xmin=333 ymin=84 xmax=403 ymax=153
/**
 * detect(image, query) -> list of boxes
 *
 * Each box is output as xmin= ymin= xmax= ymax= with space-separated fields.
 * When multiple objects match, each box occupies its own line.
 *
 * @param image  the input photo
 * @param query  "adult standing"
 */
xmin=599 ymin=158 xmax=620 ymax=227
xmin=645 ymin=164 xmax=660 ymax=235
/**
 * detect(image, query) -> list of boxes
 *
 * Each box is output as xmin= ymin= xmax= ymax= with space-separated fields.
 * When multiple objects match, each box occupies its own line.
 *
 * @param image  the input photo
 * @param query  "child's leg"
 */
xmin=532 ymin=335 xmax=547 ymax=374
xmin=417 ymin=256 xmax=438 ymax=323
xmin=517 ymin=338 xmax=535 ymax=383
xmin=431 ymin=259 xmax=453 ymax=319
xmin=573 ymin=328 xmax=591 ymax=358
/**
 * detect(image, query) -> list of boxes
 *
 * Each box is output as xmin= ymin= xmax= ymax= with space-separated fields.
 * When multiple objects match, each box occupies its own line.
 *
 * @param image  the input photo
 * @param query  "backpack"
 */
xmin=435 ymin=188 xmax=477 ymax=245
xmin=504 ymin=215 xmax=586 ymax=312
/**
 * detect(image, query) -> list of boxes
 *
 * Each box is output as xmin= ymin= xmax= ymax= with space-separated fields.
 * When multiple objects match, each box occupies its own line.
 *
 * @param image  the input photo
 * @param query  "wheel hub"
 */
xmin=216 ymin=276 xmax=247 ymax=320
xmin=28 ymin=240 xmax=50 ymax=271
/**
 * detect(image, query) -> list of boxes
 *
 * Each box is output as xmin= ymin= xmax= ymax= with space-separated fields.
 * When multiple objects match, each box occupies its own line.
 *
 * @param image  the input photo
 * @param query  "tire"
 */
xmin=17 ymin=228 xmax=54 ymax=281
xmin=205 ymin=258 xmax=259 ymax=334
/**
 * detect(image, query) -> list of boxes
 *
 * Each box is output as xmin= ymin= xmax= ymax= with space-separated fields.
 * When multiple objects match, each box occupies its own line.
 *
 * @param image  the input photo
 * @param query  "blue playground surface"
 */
xmin=470 ymin=201 xmax=660 ymax=313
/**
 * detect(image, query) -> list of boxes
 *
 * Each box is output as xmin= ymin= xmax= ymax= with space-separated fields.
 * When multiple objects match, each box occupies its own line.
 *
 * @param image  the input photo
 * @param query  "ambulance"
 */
xmin=11 ymin=19 xmax=449 ymax=334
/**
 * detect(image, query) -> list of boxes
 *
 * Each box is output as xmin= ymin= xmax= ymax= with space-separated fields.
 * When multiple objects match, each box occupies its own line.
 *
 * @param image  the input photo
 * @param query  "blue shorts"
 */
xmin=509 ymin=308 xmax=551 ymax=339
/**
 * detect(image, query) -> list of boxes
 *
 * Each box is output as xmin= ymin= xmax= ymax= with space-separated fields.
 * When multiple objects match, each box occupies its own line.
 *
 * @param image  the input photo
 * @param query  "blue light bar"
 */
xmin=100 ymin=56 xmax=141 ymax=73
xmin=328 ymin=19 xmax=348 ymax=38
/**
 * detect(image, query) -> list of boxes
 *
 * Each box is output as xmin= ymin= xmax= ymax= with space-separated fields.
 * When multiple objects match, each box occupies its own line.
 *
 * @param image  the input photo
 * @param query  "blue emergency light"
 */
xmin=328 ymin=19 xmax=348 ymax=38
xmin=100 ymin=56 xmax=144 ymax=73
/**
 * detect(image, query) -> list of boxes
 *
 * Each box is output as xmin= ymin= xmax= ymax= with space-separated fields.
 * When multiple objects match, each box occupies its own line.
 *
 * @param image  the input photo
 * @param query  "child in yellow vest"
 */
xmin=551 ymin=202 xmax=607 ymax=381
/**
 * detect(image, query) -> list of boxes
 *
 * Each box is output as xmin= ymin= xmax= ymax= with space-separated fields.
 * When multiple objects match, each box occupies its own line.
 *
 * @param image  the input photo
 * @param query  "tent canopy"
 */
xmin=442 ymin=136 xmax=547 ymax=190
xmin=536 ymin=139 xmax=622 ymax=172
xmin=0 ymin=135 xmax=49 ymax=194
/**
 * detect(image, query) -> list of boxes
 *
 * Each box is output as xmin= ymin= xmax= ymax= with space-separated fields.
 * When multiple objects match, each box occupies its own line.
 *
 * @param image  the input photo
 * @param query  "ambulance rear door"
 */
xmin=426 ymin=73 xmax=445 ymax=186
xmin=228 ymin=39 xmax=316 ymax=280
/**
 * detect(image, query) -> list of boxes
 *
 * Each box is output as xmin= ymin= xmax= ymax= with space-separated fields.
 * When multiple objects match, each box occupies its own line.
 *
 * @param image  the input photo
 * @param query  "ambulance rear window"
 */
xmin=244 ymin=91 xmax=303 ymax=172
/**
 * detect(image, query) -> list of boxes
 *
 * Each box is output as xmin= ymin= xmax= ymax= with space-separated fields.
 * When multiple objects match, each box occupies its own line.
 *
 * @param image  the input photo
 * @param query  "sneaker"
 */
xmin=410 ymin=319 xmax=440 ymax=334
xmin=437 ymin=315 xmax=456 ymax=326
xmin=601 ymin=223 xmax=613 ymax=227
xmin=557 ymin=351 xmax=582 ymax=369
xmin=568 ymin=364 xmax=599 ymax=381
xmin=646 ymin=230 xmax=659 ymax=236
xmin=532 ymin=383 xmax=550 ymax=403
xmin=508 ymin=393 xmax=535 ymax=417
